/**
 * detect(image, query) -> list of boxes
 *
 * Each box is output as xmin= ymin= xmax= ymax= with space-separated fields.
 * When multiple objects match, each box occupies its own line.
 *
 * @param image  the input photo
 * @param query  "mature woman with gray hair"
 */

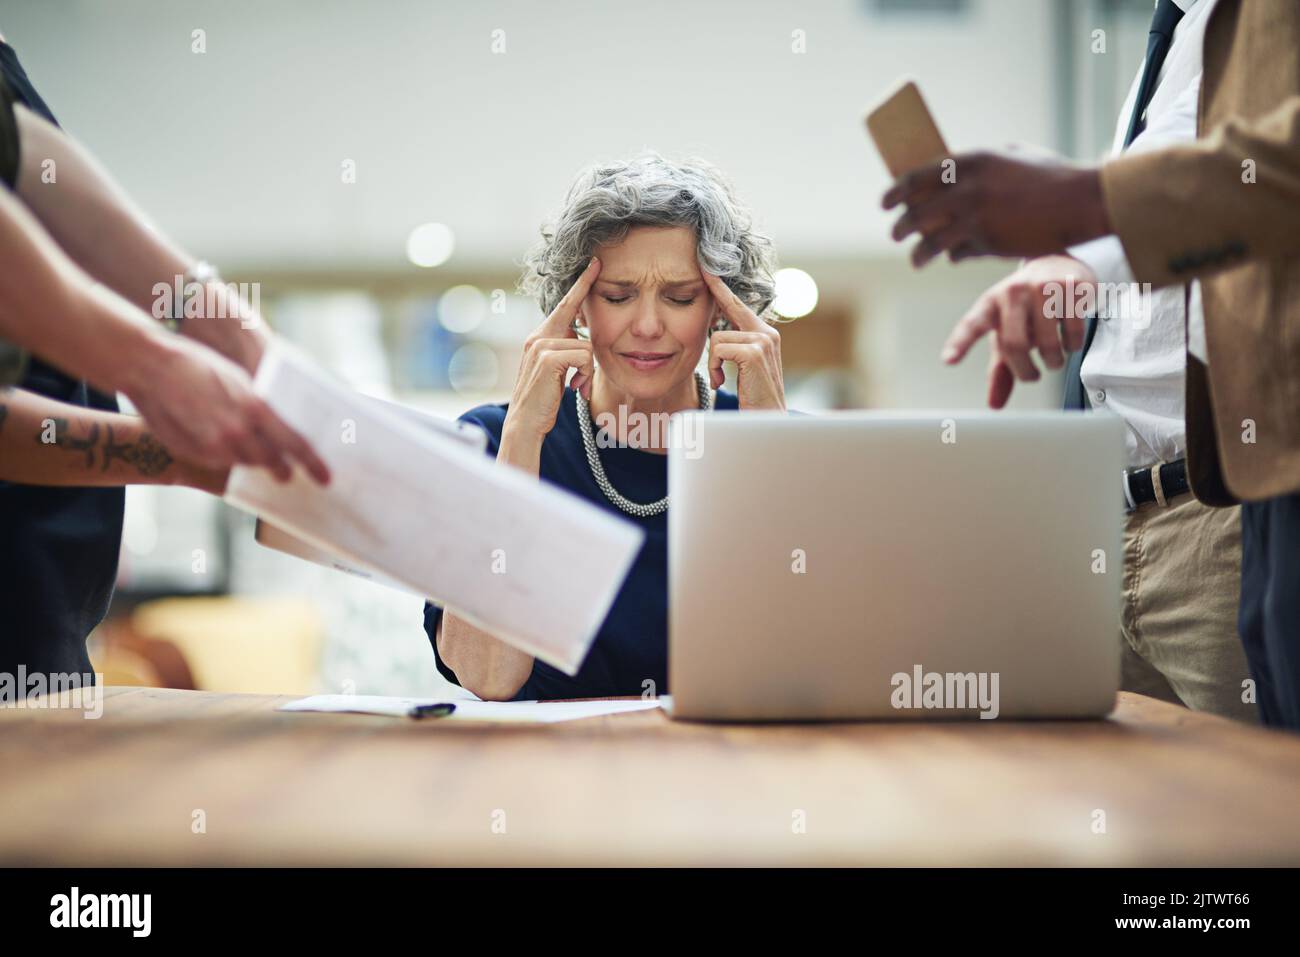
xmin=424 ymin=152 xmax=787 ymax=700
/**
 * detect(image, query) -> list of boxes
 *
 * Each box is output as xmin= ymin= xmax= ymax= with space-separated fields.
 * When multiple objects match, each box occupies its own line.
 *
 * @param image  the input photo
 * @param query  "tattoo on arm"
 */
xmin=33 ymin=415 xmax=174 ymax=477
xmin=102 ymin=426 xmax=173 ymax=477
xmin=37 ymin=416 xmax=100 ymax=468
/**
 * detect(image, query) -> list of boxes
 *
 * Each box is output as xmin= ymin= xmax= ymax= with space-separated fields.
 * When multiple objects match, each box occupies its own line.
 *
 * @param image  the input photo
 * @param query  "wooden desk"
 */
xmin=1 ymin=686 xmax=1297 ymax=866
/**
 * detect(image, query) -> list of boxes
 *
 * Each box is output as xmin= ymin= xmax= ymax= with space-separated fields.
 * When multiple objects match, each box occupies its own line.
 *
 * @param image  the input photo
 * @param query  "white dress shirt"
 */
xmin=1067 ymin=0 xmax=1216 ymax=469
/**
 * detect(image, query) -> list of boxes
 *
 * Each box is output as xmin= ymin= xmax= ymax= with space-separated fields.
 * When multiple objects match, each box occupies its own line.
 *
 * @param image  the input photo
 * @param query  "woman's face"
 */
xmin=581 ymin=225 xmax=713 ymax=402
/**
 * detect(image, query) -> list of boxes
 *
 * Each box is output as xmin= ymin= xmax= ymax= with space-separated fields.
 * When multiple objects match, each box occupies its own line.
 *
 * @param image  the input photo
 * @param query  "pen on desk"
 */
xmin=408 ymin=703 xmax=456 ymax=720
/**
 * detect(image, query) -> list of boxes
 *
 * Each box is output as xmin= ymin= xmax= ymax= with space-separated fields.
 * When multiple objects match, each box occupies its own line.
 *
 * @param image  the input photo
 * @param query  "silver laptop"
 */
xmin=666 ymin=411 xmax=1125 ymax=721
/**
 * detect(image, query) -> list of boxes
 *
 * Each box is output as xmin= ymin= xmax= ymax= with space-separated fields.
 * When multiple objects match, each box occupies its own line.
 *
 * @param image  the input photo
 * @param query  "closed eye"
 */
xmin=601 ymin=293 xmax=697 ymax=305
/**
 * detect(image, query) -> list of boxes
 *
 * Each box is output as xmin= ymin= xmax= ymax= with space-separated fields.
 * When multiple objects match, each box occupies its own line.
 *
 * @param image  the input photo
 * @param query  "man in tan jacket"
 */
xmin=883 ymin=0 xmax=1300 ymax=729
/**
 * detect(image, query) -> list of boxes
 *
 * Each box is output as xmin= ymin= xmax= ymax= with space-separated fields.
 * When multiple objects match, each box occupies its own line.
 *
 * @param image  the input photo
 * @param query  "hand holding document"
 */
xmin=224 ymin=345 xmax=644 ymax=675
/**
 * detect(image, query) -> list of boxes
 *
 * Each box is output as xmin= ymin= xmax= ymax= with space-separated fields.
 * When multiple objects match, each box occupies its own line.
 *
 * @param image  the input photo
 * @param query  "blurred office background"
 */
xmin=0 ymin=0 xmax=1154 ymax=697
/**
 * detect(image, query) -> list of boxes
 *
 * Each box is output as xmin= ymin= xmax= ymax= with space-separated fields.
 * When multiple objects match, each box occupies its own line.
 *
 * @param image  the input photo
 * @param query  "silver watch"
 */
xmin=168 ymin=260 xmax=222 ymax=330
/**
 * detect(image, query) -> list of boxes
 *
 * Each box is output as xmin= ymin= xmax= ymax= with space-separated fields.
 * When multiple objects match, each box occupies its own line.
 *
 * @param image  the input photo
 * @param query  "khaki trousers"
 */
xmin=1119 ymin=491 xmax=1257 ymax=723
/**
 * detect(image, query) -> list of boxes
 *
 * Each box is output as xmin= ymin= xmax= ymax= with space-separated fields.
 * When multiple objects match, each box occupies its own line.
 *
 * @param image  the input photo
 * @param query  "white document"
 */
xmin=254 ymin=394 xmax=488 ymax=591
xmin=224 ymin=345 xmax=644 ymax=675
xmin=278 ymin=694 xmax=662 ymax=723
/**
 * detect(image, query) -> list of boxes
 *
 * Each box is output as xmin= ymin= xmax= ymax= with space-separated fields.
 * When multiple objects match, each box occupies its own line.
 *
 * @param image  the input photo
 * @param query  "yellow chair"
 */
xmin=129 ymin=596 xmax=323 ymax=695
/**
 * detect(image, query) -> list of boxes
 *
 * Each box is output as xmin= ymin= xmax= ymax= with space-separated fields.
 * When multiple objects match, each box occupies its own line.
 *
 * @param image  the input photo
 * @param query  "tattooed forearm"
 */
xmin=3 ymin=391 xmax=193 ymax=487
xmin=36 ymin=416 xmax=100 ymax=467
xmin=28 ymin=416 xmax=173 ymax=477
xmin=102 ymin=425 xmax=174 ymax=477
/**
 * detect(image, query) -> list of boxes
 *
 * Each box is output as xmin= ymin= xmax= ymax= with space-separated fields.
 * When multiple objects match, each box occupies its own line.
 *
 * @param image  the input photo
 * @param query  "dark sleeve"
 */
xmin=423 ymin=403 xmax=508 ymax=688
xmin=0 ymin=41 xmax=61 ymax=191
xmin=0 ymin=77 xmax=23 ymax=377
xmin=0 ymin=75 xmax=18 ymax=190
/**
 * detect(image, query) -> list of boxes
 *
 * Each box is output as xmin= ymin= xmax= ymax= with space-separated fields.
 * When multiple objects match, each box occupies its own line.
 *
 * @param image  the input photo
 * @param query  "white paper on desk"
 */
xmin=224 ymin=345 xmax=644 ymax=675
xmin=278 ymin=694 xmax=662 ymax=723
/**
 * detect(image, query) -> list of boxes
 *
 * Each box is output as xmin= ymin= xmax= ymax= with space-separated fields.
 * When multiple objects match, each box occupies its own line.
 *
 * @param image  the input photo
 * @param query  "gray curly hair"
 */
xmin=521 ymin=152 xmax=777 ymax=320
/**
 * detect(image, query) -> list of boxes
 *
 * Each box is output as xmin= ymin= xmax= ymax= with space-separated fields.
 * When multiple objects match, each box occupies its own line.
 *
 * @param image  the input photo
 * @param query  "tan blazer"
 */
xmin=1100 ymin=0 xmax=1300 ymax=506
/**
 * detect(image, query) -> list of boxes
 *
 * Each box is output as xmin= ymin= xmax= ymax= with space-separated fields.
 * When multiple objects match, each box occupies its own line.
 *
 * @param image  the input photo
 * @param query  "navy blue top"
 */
xmin=0 ymin=41 xmax=123 ymax=680
xmin=424 ymin=387 xmax=739 ymax=700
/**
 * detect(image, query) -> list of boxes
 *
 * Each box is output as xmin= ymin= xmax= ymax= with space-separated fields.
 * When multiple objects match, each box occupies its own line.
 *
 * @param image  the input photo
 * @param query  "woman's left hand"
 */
xmin=702 ymin=270 xmax=786 ymax=411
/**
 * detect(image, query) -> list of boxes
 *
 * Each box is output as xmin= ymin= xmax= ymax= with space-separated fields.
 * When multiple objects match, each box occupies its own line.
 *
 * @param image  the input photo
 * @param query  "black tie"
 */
xmin=1063 ymin=0 xmax=1186 ymax=410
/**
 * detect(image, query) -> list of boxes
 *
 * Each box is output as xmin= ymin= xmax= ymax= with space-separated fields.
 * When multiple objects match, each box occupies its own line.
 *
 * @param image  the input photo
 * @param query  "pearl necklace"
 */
xmin=575 ymin=372 xmax=713 ymax=518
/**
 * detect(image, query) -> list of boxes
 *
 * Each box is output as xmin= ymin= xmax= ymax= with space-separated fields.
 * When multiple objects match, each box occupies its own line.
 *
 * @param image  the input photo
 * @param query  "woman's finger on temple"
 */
xmin=701 ymin=270 xmax=763 ymax=332
xmin=544 ymin=257 xmax=602 ymax=336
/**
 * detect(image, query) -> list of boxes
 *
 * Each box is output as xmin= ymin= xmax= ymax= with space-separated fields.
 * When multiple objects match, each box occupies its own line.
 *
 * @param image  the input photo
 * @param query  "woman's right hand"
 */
xmin=502 ymin=257 xmax=601 ymax=445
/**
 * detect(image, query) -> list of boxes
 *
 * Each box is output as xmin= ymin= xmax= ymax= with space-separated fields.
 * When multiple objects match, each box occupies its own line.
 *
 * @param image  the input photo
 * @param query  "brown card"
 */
xmin=865 ymin=79 xmax=950 ymax=179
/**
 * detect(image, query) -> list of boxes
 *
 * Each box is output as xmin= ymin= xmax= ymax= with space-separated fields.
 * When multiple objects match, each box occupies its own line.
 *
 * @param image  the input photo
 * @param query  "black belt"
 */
xmin=1124 ymin=459 xmax=1190 ymax=510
